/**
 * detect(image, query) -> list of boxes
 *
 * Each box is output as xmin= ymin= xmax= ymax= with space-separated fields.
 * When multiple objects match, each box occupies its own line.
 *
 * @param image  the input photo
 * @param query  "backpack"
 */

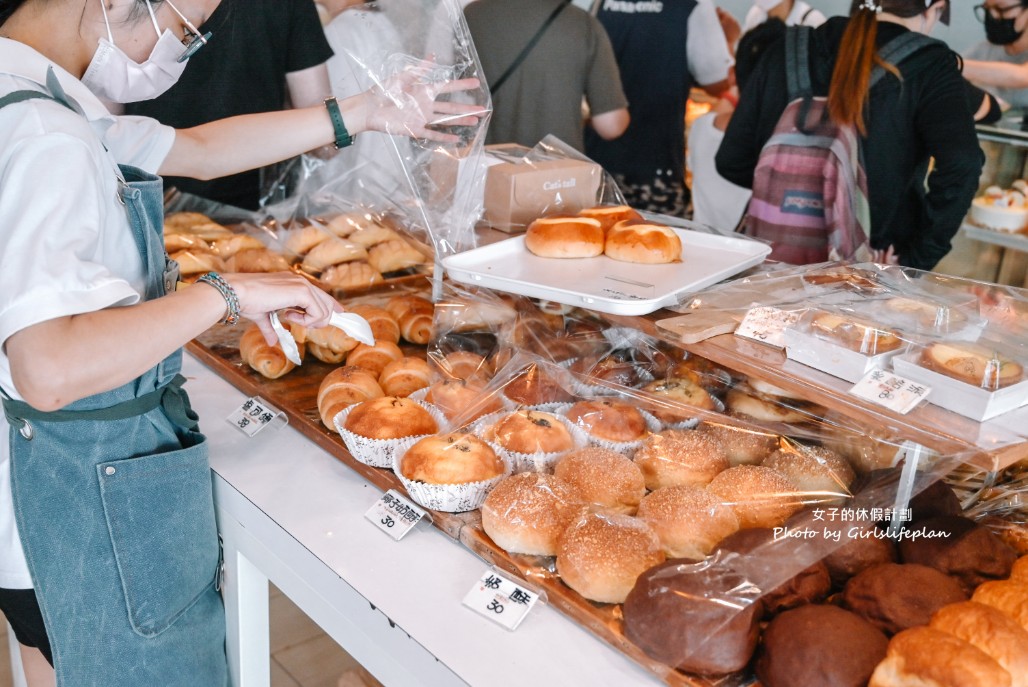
xmin=742 ymin=27 xmax=935 ymax=264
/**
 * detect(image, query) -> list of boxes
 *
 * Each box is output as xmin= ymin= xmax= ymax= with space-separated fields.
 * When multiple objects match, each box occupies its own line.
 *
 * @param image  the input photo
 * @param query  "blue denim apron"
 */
xmin=0 ymin=73 xmax=228 ymax=686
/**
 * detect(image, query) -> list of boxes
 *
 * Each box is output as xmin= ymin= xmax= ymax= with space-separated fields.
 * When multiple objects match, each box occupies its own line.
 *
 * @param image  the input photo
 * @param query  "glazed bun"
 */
xmin=399 ymin=433 xmax=504 ymax=484
xmin=633 ymin=430 xmax=729 ymax=490
xmin=480 ymin=472 xmax=582 ymax=556
xmin=577 ymin=204 xmax=642 ymax=233
xmin=525 ymin=215 xmax=604 ymax=258
xmin=869 ymin=626 xmax=1012 ymax=687
xmin=486 ymin=409 xmax=574 ymax=454
xmin=556 ymin=511 xmax=665 ymax=604
xmin=553 ymin=447 xmax=646 ymax=515
xmin=343 ymin=396 xmax=437 ymax=439
xmin=706 ymin=465 xmax=802 ymax=529
xmin=604 ymin=220 xmax=682 ymax=264
xmin=637 ymin=486 xmax=739 ymax=560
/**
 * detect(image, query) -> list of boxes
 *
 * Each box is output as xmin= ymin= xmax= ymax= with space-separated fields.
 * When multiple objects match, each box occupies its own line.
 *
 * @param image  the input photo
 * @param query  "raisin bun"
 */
xmin=502 ymin=367 xmax=574 ymax=406
xmin=399 ymin=433 xmax=504 ymax=484
xmin=343 ymin=396 xmax=438 ymax=440
xmin=525 ymin=215 xmax=604 ymax=258
xmin=424 ymin=378 xmax=502 ymax=423
xmin=564 ymin=399 xmax=650 ymax=443
xmin=485 ymin=409 xmax=574 ymax=454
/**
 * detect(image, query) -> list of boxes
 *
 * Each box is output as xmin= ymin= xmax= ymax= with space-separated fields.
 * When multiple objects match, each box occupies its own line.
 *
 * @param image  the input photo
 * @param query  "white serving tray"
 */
xmin=441 ymin=229 xmax=771 ymax=316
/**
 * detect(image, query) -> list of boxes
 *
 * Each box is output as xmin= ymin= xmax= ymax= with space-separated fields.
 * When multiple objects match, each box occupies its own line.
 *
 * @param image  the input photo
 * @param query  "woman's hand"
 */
xmin=358 ymin=61 xmax=486 ymax=143
xmin=221 ymin=272 xmax=342 ymax=345
xmin=870 ymin=245 xmax=899 ymax=265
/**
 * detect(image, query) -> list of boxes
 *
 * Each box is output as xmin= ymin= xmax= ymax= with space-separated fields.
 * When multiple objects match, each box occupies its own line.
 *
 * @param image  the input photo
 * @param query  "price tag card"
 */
xmin=226 ymin=396 xmax=288 ymax=437
xmin=734 ymin=306 xmax=806 ymax=349
xmin=850 ymin=369 xmax=932 ymax=415
xmin=365 ymin=490 xmax=428 ymax=541
xmin=462 ymin=569 xmax=541 ymax=631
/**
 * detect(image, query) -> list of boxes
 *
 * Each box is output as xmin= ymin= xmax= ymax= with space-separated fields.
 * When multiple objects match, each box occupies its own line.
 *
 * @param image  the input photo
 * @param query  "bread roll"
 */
xmin=292 ymin=320 xmax=360 ymax=365
xmin=385 ymin=294 xmax=433 ymax=321
xmin=424 ymin=378 xmax=501 ymax=423
xmin=367 ymin=238 xmax=426 ymax=273
xmin=726 ymin=387 xmax=811 ymax=424
xmin=320 ymin=261 xmax=384 ymax=291
xmin=633 ymin=430 xmax=729 ymax=490
xmin=810 ymin=312 xmax=904 ymax=354
xmin=346 ymin=340 xmax=404 ymax=377
xmin=697 ymin=421 xmax=780 ymax=466
xmin=347 ymin=304 xmax=400 ymax=344
xmin=972 ymin=581 xmax=1028 ymax=632
xmin=502 ymin=367 xmax=574 ymax=406
xmin=164 ymin=211 xmax=217 ymax=234
xmin=344 ymin=396 xmax=437 ymax=439
xmin=226 ymin=248 xmax=291 ymax=273
xmin=565 ymin=400 xmax=649 ymax=443
xmin=399 ymin=432 xmax=503 ymax=484
xmin=553 ymin=447 xmax=646 ymax=515
xmin=239 ymin=323 xmax=300 ymax=379
xmin=706 ymin=465 xmax=802 ymax=529
xmin=171 ymin=249 xmax=226 ymax=278
xmin=762 ymin=445 xmax=855 ymax=504
xmin=486 ymin=409 xmax=574 ymax=454
xmin=920 ymin=342 xmax=1024 ymax=390
xmin=299 ymin=236 xmax=368 ymax=274
xmin=164 ymin=232 xmax=210 ymax=253
xmin=317 ymin=366 xmax=384 ymax=428
xmin=209 ymin=234 xmax=266 ymax=259
xmin=576 ymin=204 xmax=642 ymax=233
xmin=283 ymin=225 xmax=330 ymax=258
xmin=638 ymin=486 xmax=740 ymax=559
xmin=437 ymin=350 xmax=492 ymax=381
xmin=642 ymin=376 xmax=718 ymax=423
xmin=931 ymin=602 xmax=1028 ymax=687
xmin=869 ymin=626 xmax=1012 ymax=687
xmin=399 ymin=309 xmax=433 ymax=345
xmin=378 ymin=356 xmax=431 ymax=397
xmin=480 ymin=472 xmax=582 ymax=556
xmin=1011 ymin=555 xmax=1028 ymax=583
xmin=556 ymin=511 xmax=665 ymax=604
xmin=525 ymin=215 xmax=604 ymax=258
xmin=345 ymin=225 xmax=400 ymax=248
xmin=604 ymin=220 xmax=682 ymax=264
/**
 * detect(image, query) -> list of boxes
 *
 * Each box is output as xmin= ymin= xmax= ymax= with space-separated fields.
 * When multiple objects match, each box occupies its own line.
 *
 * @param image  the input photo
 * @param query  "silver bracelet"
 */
xmin=197 ymin=272 xmax=241 ymax=325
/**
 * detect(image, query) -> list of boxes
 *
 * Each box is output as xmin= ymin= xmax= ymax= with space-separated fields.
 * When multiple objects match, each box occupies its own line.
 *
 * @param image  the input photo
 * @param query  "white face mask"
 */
xmin=81 ymin=0 xmax=208 ymax=103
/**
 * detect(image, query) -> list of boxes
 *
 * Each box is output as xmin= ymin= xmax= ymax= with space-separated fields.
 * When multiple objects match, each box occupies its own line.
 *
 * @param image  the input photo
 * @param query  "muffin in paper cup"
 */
xmin=472 ymin=405 xmax=589 ymax=473
xmin=660 ymin=395 xmax=727 ymax=432
xmin=333 ymin=400 xmax=446 ymax=469
xmin=569 ymin=367 xmax=656 ymax=399
xmin=393 ymin=434 xmax=513 ymax=513
xmin=558 ymin=402 xmax=662 ymax=457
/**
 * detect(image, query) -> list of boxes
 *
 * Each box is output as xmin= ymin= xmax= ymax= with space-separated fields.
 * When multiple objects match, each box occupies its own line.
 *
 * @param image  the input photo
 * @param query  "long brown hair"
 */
xmin=827 ymin=3 xmax=904 ymax=135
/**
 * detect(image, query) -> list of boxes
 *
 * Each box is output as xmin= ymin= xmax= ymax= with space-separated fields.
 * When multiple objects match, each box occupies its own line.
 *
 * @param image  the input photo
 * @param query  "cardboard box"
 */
xmin=482 ymin=144 xmax=602 ymax=233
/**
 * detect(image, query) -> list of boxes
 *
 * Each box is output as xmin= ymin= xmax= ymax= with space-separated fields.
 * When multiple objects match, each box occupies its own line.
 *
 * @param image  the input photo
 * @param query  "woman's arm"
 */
xmin=160 ymin=73 xmax=483 ymax=180
xmin=962 ymin=58 xmax=1028 ymax=90
xmin=6 ymin=271 xmax=341 ymax=411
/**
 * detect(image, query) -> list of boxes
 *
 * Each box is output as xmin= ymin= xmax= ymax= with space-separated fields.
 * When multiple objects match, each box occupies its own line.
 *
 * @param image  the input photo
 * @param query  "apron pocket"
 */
xmin=97 ymin=434 xmax=218 ymax=638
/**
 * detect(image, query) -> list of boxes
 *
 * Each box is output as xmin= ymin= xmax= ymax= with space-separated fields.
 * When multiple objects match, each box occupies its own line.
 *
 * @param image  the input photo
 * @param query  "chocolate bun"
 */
xmin=756 ymin=605 xmax=888 ymax=687
xmin=841 ymin=563 xmax=967 ymax=635
xmin=623 ymin=558 xmax=763 ymax=675
xmin=898 ymin=515 xmax=1017 ymax=593
xmin=525 ymin=215 xmax=604 ymax=258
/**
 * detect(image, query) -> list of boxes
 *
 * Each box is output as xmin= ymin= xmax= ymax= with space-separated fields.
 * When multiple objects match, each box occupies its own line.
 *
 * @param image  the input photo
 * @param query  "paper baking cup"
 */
xmin=558 ymin=407 xmax=662 ymax=456
xmin=471 ymin=407 xmax=589 ymax=473
xmin=569 ymin=367 xmax=656 ymax=399
xmin=333 ymin=401 xmax=447 ymax=469
xmin=392 ymin=445 xmax=512 ymax=513
xmin=657 ymin=396 xmax=727 ymax=431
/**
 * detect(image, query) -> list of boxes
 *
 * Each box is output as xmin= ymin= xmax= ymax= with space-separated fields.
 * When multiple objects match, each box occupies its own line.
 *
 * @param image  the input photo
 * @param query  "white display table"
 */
xmin=183 ymin=354 xmax=656 ymax=687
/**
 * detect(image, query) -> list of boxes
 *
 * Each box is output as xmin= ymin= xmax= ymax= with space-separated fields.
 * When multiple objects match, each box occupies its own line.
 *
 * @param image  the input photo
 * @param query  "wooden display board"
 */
xmin=186 ymin=325 xmax=724 ymax=687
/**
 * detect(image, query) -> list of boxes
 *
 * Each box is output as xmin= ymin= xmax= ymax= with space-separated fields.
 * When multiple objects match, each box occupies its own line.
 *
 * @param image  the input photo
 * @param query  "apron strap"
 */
xmin=2 ymin=375 xmax=199 ymax=434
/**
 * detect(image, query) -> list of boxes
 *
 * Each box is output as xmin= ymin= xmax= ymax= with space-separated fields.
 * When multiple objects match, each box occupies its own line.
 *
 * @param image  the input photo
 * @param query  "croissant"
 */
xmin=317 ymin=366 xmax=384 ymax=428
xmin=346 ymin=340 xmax=404 ymax=377
xmin=325 ymin=212 xmax=380 ymax=238
xmin=239 ymin=324 xmax=302 ymax=379
xmin=347 ymin=225 xmax=401 ymax=249
xmin=367 ymin=239 xmax=426 ymax=273
xmin=283 ymin=225 xmax=331 ymax=258
xmin=320 ymin=261 xmax=384 ymax=291
xmin=347 ymin=304 xmax=400 ymax=344
xmin=397 ymin=309 xmax=432 ymax=345
xmin=226 ymin=248 xmax=291 ymax=273
xmin=164 ymin=233 xmax=209 ymax=253
xmin=209 ymin=234 xmax=266 ymax=259
xmin=164 ymin=211 xmax=216 ymax=233
xmin=378 ymin=356 xmax=432 ymax=397
xmin=299 ymin=237 xmax=368 ymax=274
xmin=171 ymin=250 xmax=226 ymax=280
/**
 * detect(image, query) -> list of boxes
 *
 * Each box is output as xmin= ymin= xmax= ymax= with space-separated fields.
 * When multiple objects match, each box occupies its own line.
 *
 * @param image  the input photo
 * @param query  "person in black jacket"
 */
xmin=715 ymin=0 xmax=983 ymax=270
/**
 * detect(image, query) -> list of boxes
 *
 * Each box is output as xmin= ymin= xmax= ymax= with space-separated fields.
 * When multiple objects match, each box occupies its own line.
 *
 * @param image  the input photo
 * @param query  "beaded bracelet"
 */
xmin=197 ymin=271 xmax=241 ymax=326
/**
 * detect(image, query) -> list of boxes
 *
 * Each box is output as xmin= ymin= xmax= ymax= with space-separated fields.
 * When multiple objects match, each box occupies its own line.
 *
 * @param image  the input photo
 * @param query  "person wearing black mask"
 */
xmin=963 ymin=0 xmax=1028 ymax=106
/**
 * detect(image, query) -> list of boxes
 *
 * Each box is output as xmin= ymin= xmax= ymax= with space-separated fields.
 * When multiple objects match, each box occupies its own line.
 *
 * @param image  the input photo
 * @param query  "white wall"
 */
xmin=578 ymin=0 xmax=987 ymax=54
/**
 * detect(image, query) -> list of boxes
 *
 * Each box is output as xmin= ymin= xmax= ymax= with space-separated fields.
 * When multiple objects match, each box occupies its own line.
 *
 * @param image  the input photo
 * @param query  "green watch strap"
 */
xmin=324 ymin=96 xmax=354 ymax=149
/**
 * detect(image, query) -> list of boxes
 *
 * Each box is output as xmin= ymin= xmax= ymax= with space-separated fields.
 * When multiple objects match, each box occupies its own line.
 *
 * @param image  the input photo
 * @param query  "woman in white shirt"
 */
xmin=0 ymin=1 xmax=481 ymax=685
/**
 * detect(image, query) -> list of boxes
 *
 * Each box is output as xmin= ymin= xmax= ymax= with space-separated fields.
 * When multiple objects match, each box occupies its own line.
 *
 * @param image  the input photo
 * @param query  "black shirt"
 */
xmin=716 ymin=18 xmax=983 ymax=271
xmin=126 ymin=0 xmax=333 ymax=210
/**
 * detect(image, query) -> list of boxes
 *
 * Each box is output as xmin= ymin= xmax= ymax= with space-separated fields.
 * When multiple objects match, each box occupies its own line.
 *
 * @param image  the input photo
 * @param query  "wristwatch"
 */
xmin=324 ymin=96 xmax=355 ymax=149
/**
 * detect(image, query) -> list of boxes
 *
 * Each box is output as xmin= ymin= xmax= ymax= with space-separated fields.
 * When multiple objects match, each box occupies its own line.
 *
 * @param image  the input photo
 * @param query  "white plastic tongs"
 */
xmin=269 ymin=311 xmax=375 ymax=366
